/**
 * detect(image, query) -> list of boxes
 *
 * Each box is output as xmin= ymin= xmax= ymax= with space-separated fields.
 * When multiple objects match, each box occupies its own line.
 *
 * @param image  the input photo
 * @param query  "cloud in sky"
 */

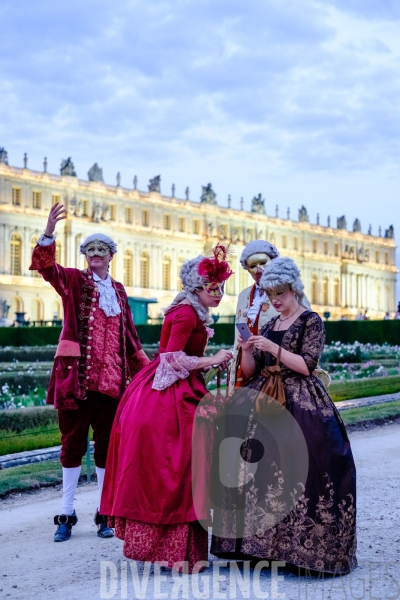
xmin=0 ymin=0 xmax=399 ymax=278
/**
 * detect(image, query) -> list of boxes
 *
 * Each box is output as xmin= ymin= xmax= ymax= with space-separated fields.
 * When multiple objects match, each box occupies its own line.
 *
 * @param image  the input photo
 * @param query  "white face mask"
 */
xmin=85 ymin=241 xmax=110 ymax=258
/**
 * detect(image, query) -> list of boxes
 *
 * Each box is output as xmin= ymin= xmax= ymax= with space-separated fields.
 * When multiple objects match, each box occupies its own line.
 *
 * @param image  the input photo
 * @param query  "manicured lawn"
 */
xmin=340 ymin=400 xmax=400 ymax=425
xmin=0 ymin=426 xmax=61 ymax=456
xmin=0 ymin=455 xmax=95 ymax=498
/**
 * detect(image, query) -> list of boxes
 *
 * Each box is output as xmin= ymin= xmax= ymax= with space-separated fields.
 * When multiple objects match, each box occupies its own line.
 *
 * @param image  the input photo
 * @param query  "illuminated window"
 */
xmin=32 ymin=298 xmax=43 ymax=322
xmin=282 ymin=235 xmax=287 ymax=249
xmin=31 ymin=235 xmax=40 ymax=277
xmin=226 ymin=260 xmax=236 ymax=295
xmin=178 ymin=217 xmax=185 ymax=232
xmin=176 ymin=256 xmax=185 ymax=290
xmin=125 ymin=207 xmax=133 ymax=224
xmin=270 ymin=233 xmax=275 ymax=245
xmin=10 ymin=233 xmax=21 ymax=275
xmin=142 ymin=210 xmax=149 ymax=227
xmin=334 ymin=243 xmax=339 ymax=257
xmin=334 ymin=278 xmax=340 ymax=306
xmin=52 ymin=194 xmax=61 ymax=206
xmin=324 ymin=241 xmax=328 ymax=255
xmin=312 ymin=239 xmax=317 ymax=253
xmin=164 ymin=214 xmax=171 ymax=230
xmin=12 ymin=188 xmax=21 ymax=206
xmin=32 ymin=191 xmax=42 ymax=209
xmin=193 ymin=219 xmax=200 ymax=235
xmin=311 ymin=275 xmax=318 ymax=305
xmin=385 ymin=252 xmax=389 ymax=265
xmin=110 ymin=205 xmax=116 ymax=221
xmin=123 ymin=251 xmax=133 ymax=287
xmin=375 ymin=251 xmax=380 ymax=263
xmin=293 ymin=237 xmax=298 ymax=251
xmin=162 ymin=255 xmax=171 ymax=290
xmin=323 ymin=276 xmax=329 ymax=305
xmin=53 ymin=300 xmax=61 ymax=320
xmin=82 ymin=199 xmax=89 ymax=216
xmin=56 ymin=240 xmax=62 ymax=264
xmin=140 ymin=252 xmax=149 ymax=288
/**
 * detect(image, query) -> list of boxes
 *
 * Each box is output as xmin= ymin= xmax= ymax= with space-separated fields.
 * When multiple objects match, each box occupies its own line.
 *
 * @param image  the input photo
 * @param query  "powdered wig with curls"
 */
xmin=164 ymin=255 xmax=213 ymax=324
xmin=260 ymin=257 xmax=311 ymax=310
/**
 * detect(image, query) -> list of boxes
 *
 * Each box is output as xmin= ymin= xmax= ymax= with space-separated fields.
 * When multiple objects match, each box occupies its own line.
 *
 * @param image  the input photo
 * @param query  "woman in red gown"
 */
xmin=101 ymin=246 xmax=233 ymax=572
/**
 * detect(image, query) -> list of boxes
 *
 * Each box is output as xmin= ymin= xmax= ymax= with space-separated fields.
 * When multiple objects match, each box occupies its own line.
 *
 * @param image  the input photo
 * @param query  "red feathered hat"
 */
xmin=197 ymin=244 xmax=234 ymax=283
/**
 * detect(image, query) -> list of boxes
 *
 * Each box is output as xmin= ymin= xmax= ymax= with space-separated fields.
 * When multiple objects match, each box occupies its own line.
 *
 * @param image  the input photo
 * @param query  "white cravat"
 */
xmin=247 ymin=285 xmax=266 ymax=326
xmin=92 ymin=272 xmax=121 ymax=317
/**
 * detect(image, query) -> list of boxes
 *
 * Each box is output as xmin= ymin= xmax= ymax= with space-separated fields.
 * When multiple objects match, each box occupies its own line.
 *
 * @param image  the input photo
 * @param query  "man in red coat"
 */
xmin=30 ymin=204 xmax=149 ymax=542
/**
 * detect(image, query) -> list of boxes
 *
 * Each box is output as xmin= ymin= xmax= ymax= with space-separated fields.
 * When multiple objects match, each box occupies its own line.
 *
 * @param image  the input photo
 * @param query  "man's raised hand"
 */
xmin=44 ymin=203 xmax=67 ymax=237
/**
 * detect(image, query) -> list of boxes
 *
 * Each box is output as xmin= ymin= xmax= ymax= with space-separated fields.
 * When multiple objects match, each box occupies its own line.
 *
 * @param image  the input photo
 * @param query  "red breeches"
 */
xmin=58 ymin=391 xmax=118 ymax=468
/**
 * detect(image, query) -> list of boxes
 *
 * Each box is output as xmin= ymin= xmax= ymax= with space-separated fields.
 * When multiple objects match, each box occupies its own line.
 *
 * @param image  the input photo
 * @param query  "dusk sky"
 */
xmin=1 ymin=0 xmax=398 ymax=296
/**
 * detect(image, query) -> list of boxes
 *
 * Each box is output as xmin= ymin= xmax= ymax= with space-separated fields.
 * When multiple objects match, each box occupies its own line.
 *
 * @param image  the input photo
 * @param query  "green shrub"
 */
xmin=0 ymin=406 xmax=57 ymax=433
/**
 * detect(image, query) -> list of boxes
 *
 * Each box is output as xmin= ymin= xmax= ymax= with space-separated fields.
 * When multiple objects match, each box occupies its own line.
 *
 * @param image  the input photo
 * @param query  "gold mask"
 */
xmin=246 ymin=253 xmax=270 ymax=274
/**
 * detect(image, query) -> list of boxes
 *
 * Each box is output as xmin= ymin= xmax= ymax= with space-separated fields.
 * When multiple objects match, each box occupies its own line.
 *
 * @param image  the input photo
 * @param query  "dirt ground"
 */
xmin=1 ymin=423 xmax=399 ymax=600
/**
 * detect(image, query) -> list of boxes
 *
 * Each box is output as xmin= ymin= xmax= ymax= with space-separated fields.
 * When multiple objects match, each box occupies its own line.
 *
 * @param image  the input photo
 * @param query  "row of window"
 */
xmin=10 ymin=296 xmax=62 ymax=321
xmin=311 ymin=276 xmax=340 ymax=307
xmin=12 ymin=188 xmax=62 ymax=209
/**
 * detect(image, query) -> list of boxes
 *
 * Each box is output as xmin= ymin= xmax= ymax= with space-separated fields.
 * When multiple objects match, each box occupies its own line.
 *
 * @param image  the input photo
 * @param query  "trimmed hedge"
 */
xmin=1 ymin=319 xmax=399 ymax=348
xmin=0 ymin=406 xmax=57 ymax=433
xmin=325 ymin=320 xmax=400 ymax=345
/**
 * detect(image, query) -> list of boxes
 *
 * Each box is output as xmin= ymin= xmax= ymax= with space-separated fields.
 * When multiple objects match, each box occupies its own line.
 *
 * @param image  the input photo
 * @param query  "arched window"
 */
xmin=11 ymin=296 xmax=23 ymax=320
xmin=56 ymin=240 xmax=62 ymax=265
xmin=226 ymin=259 xmax=236 ymax=295
xmin=176 ymin=256 xmax=185 ymax=290
xmin=10 ymin=233 xmax=22 ymax=276
xmin=53 ymin=300 xmax=62 ymax=320
xmin=32 ymin=298 xmax=43 ymax=323
xmin=123 ymin=250 xmax=133 ymax=287
xmin=140 ymin=252 xmax=150 ymax=289
xmin=162 ymin=255 xmax=171 ymax=291
xmin=110 ymin=256 xmax=117 ymax=280
xmin=31 ymin=235 xmax=40 ymax=277
xmin=323 ymin=276 xmax=329 ymax=306
xmin=311 ymin=275 xmax=318 ymax=305
xmin=334 ymin=278 xmax=340 ymax=306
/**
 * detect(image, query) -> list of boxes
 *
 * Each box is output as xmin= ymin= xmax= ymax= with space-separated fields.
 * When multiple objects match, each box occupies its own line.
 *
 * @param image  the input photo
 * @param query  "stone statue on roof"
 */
xmin=88 ymin=163 xmax=104 ymax=182
xmin=337 ymin=216 xmax=347 ymax=230
xmin=201 ymin=183 xmax=217 ymax=205
xmin=385 ymin=225 xmax=394 ymax=239
xmin=60 ymin=158 xmax=77 ymax=177
xmin=251 ymin=194 xmax=266 ymax=215
xmin=0 ymin=147 xmax=8 ymax=164
xmin=353 ymin=219 xmax=361 ymax=232
xmin=298 ymin=206 xmax=309 ymax=222
xmin=148 ymin=175 xmax=161 ymax=193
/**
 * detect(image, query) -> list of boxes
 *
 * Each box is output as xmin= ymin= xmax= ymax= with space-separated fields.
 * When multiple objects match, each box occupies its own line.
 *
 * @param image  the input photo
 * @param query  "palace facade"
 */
xmin=0 ymin=150 xmax=397 ymax=325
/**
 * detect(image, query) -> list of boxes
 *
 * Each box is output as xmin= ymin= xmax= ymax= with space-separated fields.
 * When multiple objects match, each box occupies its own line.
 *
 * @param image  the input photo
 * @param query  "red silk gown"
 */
xmin=101 ymin=304 xmax=210 ymax=572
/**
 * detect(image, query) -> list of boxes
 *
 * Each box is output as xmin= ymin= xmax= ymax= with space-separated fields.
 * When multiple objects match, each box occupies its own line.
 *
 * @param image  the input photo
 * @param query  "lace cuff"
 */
xmin=152 ymin=351 xmax=199 ymax=390
xmin=38 ymin=234 xmax=56 ymax=246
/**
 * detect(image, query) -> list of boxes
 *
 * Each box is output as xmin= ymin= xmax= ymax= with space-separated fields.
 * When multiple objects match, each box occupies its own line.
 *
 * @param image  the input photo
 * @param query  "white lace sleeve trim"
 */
xmin=152 ymin=351 xmax=200 ymax=390
xmin=38 ymin=234 xmax=56 ymax=246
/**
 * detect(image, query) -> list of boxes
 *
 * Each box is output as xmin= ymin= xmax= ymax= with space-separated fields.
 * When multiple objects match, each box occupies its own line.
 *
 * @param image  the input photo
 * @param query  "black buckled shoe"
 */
xmin=94 ymin=510 xmax=114 ymax=538
xmin=54 ymin=511 xmax=78 ymax=542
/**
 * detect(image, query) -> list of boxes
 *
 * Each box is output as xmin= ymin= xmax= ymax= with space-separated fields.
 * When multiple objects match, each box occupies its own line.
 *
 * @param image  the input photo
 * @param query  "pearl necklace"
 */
xmin=276 ymin=306 xmax=301 ymax=330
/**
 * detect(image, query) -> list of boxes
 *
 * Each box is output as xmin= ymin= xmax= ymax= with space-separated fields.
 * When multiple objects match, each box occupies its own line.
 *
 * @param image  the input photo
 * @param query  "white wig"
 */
xmin=165 ymin=256 xmax=214 ymax=324
xmin=80 ymin=233 xmax=117 ymax=255
xmin=239 ymin=239 xmax=279 ymax=270
xmin=260 ymin=257 xmax=311 ymax=310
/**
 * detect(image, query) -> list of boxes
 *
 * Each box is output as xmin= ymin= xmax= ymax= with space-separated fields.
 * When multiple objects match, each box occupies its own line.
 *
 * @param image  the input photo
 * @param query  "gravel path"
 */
xmin=1 ymin=423 xmax=399 ymax=600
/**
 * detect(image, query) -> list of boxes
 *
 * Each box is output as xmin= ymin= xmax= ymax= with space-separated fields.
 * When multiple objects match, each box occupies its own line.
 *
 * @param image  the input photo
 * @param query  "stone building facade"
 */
xmin=0 ymin=151 xmax=397 ymax=324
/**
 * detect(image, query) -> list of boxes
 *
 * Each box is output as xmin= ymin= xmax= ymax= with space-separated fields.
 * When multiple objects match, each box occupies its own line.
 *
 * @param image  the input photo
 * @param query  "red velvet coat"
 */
xmin=30 ymin=242 xmax=149 ymax=410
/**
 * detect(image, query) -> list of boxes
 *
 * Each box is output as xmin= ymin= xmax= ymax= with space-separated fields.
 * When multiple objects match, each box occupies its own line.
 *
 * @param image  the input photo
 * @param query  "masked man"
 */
xmin=30 ymin=204 xmax=149 ymax=542
xmin=228 ymin=239 xmax=279 ymax=395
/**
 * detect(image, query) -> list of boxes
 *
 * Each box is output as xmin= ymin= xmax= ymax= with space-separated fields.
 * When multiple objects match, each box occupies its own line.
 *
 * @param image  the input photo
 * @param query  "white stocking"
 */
xmin=96 ymin=466 xmax=105 ymax=510
xmin=61 ymin=466 xmax=81 ymax=515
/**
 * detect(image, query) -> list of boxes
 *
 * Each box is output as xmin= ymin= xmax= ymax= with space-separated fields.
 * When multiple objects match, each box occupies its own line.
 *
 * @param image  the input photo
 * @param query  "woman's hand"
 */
xmin=237 ymin=334 xmax=253 ymax=352
xmin=44 ymin=203 xmax=67 ymax=236
xmin=212 ymin=349 xmax=234 ymax=366
xmin=248 ymin=335 xmax=277 ymax=355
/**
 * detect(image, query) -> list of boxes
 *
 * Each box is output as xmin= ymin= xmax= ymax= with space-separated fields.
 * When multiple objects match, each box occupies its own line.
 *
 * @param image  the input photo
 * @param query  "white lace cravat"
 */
xmin=92 ymin=272 xmax=121 ymax=317
xmin=247 ymin=285 xmax=266 ymax=326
